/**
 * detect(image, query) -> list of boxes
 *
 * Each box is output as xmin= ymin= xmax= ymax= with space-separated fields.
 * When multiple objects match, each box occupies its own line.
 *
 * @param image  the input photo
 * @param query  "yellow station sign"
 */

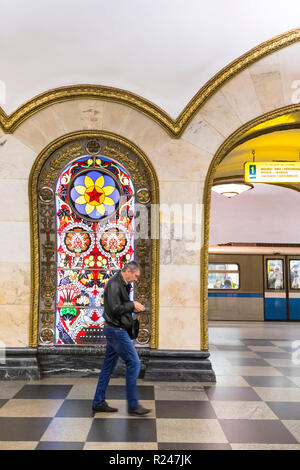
xmin=244 ymin=161 xmax=300 ymax=183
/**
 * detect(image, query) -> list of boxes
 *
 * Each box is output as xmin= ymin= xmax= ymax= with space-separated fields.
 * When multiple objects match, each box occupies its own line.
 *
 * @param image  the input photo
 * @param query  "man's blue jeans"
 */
xmin=93 ymin=326 xmax=141 ymax=409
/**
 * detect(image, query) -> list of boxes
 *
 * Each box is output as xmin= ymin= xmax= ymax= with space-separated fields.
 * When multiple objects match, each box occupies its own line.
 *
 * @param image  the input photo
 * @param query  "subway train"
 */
xmin=208 ymin=244 xmax=300 ymax=321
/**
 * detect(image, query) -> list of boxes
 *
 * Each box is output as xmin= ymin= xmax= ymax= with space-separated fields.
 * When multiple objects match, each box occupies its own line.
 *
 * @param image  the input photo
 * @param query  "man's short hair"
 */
xmin=121 ymin=261 xmax=140 ymax=273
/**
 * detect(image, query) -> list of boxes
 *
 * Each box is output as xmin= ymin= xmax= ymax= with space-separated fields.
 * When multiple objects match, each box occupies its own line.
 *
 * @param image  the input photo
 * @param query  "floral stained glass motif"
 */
xmin=69 ymin=170 xmax=120 ymax=220
xmin=55 ymin=155 xmax=135 ymax=345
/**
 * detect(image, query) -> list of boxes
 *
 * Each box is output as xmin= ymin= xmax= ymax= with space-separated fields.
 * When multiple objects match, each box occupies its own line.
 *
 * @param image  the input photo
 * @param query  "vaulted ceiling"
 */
xmin=1 ymin=0 xmax=300 ymax=115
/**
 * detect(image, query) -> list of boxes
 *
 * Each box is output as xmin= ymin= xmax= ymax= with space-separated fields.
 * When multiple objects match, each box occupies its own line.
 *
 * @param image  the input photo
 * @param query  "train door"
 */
xmin=264 ymin=256 xmax=287 ymax=320
xmin=287 ymin=256 xmax=300 ymax=320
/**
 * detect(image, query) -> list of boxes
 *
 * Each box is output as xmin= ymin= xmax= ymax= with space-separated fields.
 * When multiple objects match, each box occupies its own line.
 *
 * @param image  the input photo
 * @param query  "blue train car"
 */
xmin=208 ymin=244 xmax=300 ymax=321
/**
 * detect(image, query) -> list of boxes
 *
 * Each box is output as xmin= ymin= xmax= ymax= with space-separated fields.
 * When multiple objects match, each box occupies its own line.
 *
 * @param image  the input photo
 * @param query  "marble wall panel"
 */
xmin=221 ymin=69 xmax=263 ymax=123
xmin=277 ymin=42 xmax=300 ymax=107
xmin=0 ymin=263 xmax=30 ymax=306
xmin=0 ymin=222 xmax=30 ymax=263
xmin=77 ymin=99 xmax=104 ymax=130
xmin=0 ymin=135 xmax=36 ymax=180
xmin=182 ymin=114 xmax=224 ymax=155
xmin=159 ymin=264 xmax=200 ymax=308
xmin=249 ymin=70 xmax=284 ymax=114
xmin=49 ymin=101 xmax=83 ymax=133
xmin=14 ymin=106 xmax=65 ymax=152
xmin=158 ymin=307 xmax=201 ymax=350
xmin=0 ymin=305 xmax=30 ymax=347
xmin=199 ymin=91 xmax=242 ymax=138
xmin=0 ymin=180 xmax=29 ymax=222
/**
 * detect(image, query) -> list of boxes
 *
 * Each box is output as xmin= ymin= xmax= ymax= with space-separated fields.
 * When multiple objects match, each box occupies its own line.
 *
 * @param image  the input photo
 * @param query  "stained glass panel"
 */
xmin=55 ymin=155 xmax=135 ymax=344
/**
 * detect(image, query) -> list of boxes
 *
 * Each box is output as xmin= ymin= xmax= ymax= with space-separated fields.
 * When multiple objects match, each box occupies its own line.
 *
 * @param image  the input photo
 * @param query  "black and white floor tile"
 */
xmin=1 ymin=336 xmax=300 ymax=450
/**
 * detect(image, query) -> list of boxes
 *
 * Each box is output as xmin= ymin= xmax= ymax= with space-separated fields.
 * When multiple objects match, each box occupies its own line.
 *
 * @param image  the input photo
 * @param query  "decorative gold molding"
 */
xmin=201 ymin=103 xmax=300 ymax=351
xmin=29 ymin=130 xmax=160 ymax=349
xmin=1 ymin=28 xmax=300 ymax=136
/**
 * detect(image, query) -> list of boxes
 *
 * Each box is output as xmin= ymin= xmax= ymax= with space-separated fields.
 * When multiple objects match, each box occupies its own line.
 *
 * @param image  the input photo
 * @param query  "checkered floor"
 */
xmin=1 ymin=337 xmax=300 ymax=450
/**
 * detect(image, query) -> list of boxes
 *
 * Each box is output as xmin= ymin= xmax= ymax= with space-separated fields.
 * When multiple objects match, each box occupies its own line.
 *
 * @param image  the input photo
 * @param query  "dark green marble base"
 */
xmin=1 ymin=347 xmax=216 ymax=382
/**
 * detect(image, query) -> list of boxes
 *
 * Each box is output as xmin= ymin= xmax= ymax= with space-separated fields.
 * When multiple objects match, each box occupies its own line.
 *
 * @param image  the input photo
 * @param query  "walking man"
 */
xmin=92 ymin=261 xmax=151 ymax=416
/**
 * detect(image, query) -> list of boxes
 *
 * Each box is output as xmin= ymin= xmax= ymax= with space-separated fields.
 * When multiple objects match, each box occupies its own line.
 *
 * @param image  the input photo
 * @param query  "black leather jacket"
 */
xmin=103 ymin=271 xmax=134 ymax=328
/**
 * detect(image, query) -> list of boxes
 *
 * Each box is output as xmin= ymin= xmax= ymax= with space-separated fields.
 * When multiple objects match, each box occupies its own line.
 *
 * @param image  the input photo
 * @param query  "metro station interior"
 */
xmin=1 ymin=0 xmax=300 ymax=451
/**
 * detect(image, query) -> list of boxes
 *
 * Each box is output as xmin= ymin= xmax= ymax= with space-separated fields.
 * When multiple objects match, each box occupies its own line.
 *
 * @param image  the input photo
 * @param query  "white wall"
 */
xmin=210 ymin=183 xmax=300 ymax=245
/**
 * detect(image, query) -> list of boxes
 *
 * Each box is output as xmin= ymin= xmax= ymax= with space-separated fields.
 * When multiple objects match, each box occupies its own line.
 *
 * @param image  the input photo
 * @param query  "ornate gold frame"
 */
xmin=201 ymin=103 xmax=300 ymax=350
xmin=1 ymin=28 xmax=300 ymax=136
xmin=29 ymin=131 xmax=160 ymax=349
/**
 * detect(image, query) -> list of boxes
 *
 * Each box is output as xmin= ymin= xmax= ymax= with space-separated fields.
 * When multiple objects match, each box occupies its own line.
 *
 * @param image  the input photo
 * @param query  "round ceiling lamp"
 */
xmin=212 ymin=182 xmax=254 ymax=198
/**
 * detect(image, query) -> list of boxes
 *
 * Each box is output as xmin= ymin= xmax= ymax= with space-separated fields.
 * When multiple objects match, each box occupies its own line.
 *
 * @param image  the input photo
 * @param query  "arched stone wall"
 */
xmin=1 ymin=37 xmax=300 ymax=349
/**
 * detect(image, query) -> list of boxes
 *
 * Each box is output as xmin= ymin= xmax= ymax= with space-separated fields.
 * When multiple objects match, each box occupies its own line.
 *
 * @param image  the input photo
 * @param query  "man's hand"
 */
xmin=134 ymin=301 xmax=145 ymax=312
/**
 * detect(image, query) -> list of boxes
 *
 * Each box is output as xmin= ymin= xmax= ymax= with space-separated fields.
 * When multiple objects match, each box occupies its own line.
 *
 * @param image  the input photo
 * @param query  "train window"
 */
xmin=208 ymin=263 xmax=239 ymax=289
xmin=266 ymin=259 xmax=284 ymax=290
xmin=290 ymin=260 xmax=300 ymax=290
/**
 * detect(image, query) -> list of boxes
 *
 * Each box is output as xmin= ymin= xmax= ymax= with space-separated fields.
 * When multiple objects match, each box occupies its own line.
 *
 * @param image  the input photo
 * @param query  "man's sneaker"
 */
xmin=92 ymin=401 xmax=118 ymax=413
xmin=128 ymin=405 xmax=151 ymax=416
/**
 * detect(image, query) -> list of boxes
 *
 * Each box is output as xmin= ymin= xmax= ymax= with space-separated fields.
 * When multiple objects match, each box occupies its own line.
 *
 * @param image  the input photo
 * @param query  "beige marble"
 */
xmin=13 ymin=118 xmax=49 ymax=153
xmin=14 ymin=106 xmax=65 ymax=152
xmin=211 ymin=401 xmax=278 ymax=420
xmin=159 ymin=265 xmax=200 ymax=307
xmin=214 ymin=375 xmax=250 ymax=387
xmin=221 ymin=69 xmax=262 ymax=123
xmin=287 ymin=377 xmax=300 ymax=387
xmin=0 ymin=180 xmax=29 ymax=222
xmin=0 ymin=304 xmax=30 ymax=347
xmin=152 ymin=138 xmax=212 ymax=182
xmin=0 ymin=135 xmax=36 ymax=179
xmin=158 ymin=306 xmax=201 ymax=350
xmin=49 ymin=100 xmax=82 ymax=133
xmin=249 ymin=69 xmax=284 ymax=114
xmin=263 ymin=358 xmax=296 ymax=367
xmin=231 ymin=444 xmax=300 ymax=450
xmin=77 ymin=99 xmax=104 ymax=130
xmin=0 ymin=262 xmax=30 ymax=306
xmin=134 ymin=119 xmax=171 ymax=158
xmin=199 ymin=90 xmax=242 ymax=138
xmin=84 ymin=442 xmax=158 ymax=450
xmin=248 ymin=346 xmax=285 ymax=353
xmin=0 ymin=399 xmax=64 ymax=417
xmin=254 ymin=387 xmax=300 ymax=402
xmin=0 ymin=381 xmax=27 ymax=398
xmin=159 ymin=238 xmax=201 ymax=266
xmin=278 ymin=42 xmax=300 ymax=106
xmin=0 ymin=222 xmax=30 ymax=263
xmin=211 ymin=365 xmax=282 ymax=376
xmin=156 ymin=418 xmax=228 ymax=443
xmin=117 ymin=107 xmax=158 ymax=147
xmin=154 ymin=385 xmax=208 ymax=401
xmin=102 ymin=101 xmax=132 ymax=134
xmin=40 ymin=417 xmax=93 ymax=442
xmin=182 ymin=113 xmax=224 ymax=155
xmin=282 ymin=421 xmax=300 ymax=443
xmin=0 ymin=442 xmax=38 ymax=450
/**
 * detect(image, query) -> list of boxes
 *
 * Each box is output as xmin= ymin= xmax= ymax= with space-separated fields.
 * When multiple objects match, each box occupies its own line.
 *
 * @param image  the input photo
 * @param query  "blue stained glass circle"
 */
xmin=68 ymin=169 xmax=121 ymax=220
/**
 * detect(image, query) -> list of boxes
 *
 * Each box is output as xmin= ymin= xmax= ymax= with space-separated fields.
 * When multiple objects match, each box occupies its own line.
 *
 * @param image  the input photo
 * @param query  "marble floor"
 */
xmin=1 ymin=322 xmax=300 ymax=450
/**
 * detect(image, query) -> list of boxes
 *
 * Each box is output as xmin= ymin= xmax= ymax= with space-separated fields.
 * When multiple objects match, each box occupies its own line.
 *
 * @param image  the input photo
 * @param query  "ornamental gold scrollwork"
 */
xmin=40 ymin=328 xmax=55 ymax=344
xmin=136 ymin=188 xmax=151 ymax=204
xmin=136 ymin=329 xmax=151 ymax=346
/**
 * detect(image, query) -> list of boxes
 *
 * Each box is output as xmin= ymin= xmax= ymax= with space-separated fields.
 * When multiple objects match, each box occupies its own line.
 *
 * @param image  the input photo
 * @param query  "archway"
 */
xmin=201 ymin=104 xmax=300 ymax=348
xmin=29 ymin=131 xmax=160 ymax=349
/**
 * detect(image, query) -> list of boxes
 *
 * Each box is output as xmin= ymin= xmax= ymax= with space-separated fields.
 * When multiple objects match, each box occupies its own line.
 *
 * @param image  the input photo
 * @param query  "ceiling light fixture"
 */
xmin=212 ymin=182 xmax=254 ymax=198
